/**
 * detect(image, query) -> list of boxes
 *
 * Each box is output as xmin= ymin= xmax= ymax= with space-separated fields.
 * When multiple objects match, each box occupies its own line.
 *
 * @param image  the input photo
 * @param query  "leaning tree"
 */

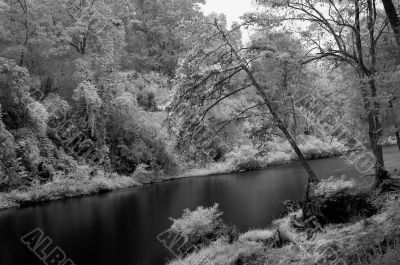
xmin=168 ymin=18 xmax=319 ymax=199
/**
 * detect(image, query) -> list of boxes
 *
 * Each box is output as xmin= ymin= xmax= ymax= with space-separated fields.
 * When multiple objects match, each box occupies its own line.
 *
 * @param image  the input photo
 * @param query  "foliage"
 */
xmin=0 ymin=109 xmax=19 ymax=190
xmin=170 ymin=203 xmax=224 ymax=238
xmin=224 ymin=145 xmax=262 ymax=171
xmin=168 ymin=239 xmax=264 ymax=265
xmin=0 ymin=0 xmax=398 ymax=219
xmin=106 ymin=89 xmax=176 ymax=174
xmin=123 ymin=0 xmax=206 ymax=75
xmin=313 ymin=176 xmax=355 ymax=197
xmin=0 ymin=167 xmax=141 ymax=209
xmin=169 ymin=203 xmax=239 ymax=257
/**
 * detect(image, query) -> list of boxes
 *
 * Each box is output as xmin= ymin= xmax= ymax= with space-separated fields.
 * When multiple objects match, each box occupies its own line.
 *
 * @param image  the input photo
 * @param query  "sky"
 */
xmin=201 ymin=0 xmax=257 ymax=43
xmin=201 ymin=0 xmax=255 ymax=25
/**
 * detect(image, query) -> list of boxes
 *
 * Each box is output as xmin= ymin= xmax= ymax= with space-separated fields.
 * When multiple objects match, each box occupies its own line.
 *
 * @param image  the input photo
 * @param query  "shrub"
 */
xmin=170 ymin=204 xmax=224 ymax=238
xmin=169 ymin=204 xmax=237 ymax=255
xmin=109 ymin=132 xmax=176 ymax=174
xmin=225 ymin=145 xmax=262 ymax=171
xmin=0 ymin=117 xmax=20 ymax=191
xmin=262 ymin=135 xmax=346 ymax=163
xmin=131 ymin=163 xmax=154 ymax=183
xmin=26 ymin=100 xmax=49 ymax=135
xmin=313 ymin=175 xmax=355 ymax=196
xmin=298 ymin=135 xmax=345 ymax=158
xmin=107 ymin=97 xmax=176 ymax=174
xmin=36 ymin=135 xmax=77 ymax=175
xmin=13 ymin=129 xmax=41 ymax=172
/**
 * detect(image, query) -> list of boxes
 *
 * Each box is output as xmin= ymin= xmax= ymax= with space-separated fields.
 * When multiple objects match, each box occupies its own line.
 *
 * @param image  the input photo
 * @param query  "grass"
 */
xmin=174 ymin=136 xmax=347 ymax=179
xmin=219 ymin=136 xmax=347 ymax=172
xmin=0 ymin=135 xmax=348 ymax=211
xmin=167 ymin=176 xmax=400 ymax=265
xmin=313 ymin=175 xmax=355 ymax=196
xmin=238 ymin=229 xmax=275 ymax=242
xmin=0 ymin=166 xmax=141 ymax=210
xmin=168 ymin=239 xmax=265 ymax=265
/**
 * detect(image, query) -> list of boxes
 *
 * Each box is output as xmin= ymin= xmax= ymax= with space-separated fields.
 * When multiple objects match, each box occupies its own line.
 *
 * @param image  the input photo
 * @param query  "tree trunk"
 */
xmin=381 ymin=0 xmax=400 ymax=49
xmin=247 ymin=68 xmax=318 ymax=197
xmin=383 ymin=0 xmax=400 ymax=148
xmin=368 ymin=79 xmax=389 ymax=187
xmin=215 ymin=22 xmax=319 ymax=200
xmin=282 ymin=63 xmax=298 ymax=138
xmin=291 ymin=95 xmax=297 ymax=138
xmin=388 ymin=99 xmax=400 ymax=152
xmin=354 ymin=0 xmax=389 ymax=188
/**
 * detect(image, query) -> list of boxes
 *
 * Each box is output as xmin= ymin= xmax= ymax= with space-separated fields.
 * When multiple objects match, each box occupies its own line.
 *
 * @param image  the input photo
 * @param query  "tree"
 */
xmin=216 ymin=21 xmax=319 ymax=186
xmin=381 ymin=0 xmax=400 ymax=49
xmin=0 ymin=57 xmax=49 ymax=131
xmin=169 ymin=18 xmax=319 ymax=199
xmin=257 ymin=0 xmax=390 ymax=187
xmin=123 ymin=0 xmax=206 ymax=75
xmin=250 ymin=31 xmax=313 ymax=138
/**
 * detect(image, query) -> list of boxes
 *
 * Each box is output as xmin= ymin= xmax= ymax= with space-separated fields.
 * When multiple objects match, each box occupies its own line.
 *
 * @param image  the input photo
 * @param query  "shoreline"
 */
xmin=3 ymin=143 xmax=398 ymax=212
xmin=0 ymin=151 xmax=344 ymax=212
xmin=168 ymin=175 xmax=400 ymax=265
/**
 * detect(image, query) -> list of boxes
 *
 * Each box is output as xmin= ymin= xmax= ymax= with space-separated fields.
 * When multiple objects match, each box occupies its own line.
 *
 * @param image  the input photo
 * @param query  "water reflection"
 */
xmin=0 ymin=146 xmax=399 ymax=265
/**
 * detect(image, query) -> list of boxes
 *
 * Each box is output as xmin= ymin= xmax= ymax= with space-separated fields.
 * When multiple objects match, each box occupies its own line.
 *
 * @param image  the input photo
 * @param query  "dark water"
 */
xmin=0 ymin=146 xmax=399 ymax=265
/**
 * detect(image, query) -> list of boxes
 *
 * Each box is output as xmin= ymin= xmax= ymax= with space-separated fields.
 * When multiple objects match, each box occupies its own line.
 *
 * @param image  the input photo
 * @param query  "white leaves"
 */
xmin=26 ymin=100 xmax=49 ymax=135
xmin=169 ymin=203 xmax=223 ymax=237
xmin=42 ymin=93 xmax=71 ymax=121
xmin=0 ymin=57 xmax=31 ymax=105
xmin=73 ymin=58 xmax=94 ymax=82
xmin=72 ymin=81 xmax=102 ymax=111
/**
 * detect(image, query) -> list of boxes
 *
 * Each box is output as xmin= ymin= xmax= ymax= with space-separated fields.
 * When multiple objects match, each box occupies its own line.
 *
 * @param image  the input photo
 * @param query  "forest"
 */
xmin=0 ymin=0 xmax=400 ymax=264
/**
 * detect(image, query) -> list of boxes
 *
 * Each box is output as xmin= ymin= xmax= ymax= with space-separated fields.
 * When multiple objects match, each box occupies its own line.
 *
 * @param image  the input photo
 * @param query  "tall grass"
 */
xmin=0 ymin=167 xmax=141 ymax=209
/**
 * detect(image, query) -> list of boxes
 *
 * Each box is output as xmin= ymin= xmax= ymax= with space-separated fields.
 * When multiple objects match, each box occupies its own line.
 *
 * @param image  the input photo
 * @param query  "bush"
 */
xmin=263 ymin=135 xmax=346 ymax=162
xmin=13 ymin=129 xmax=41 ymax=172
xmin=169 ymin=203 xmax=237 ymax=255
xmin=314 ymin=175 xmax=355 ymax=196
xmin=225 ymin=145 xmax=262 ymax=171
xmin=131 ymin=163 xmax=155 ymax=183
xmin=107 ymin=91 xmax=176 ymax=174
xmin=298 ymin=135 xmax=345 ymax=159
xmin=0 ymin=118 xmax=20 ymax=191
xmin=170 ymin=204 xmax=224 ymax=238
xmin=109 ymin=132 xmax=176 ymax=174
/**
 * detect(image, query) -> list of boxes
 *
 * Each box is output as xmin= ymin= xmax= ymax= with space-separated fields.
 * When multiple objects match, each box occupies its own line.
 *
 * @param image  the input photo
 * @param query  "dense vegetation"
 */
xmin=1 ymin=0 xmax=400 ymax=264
xmin=0 ymin=0 xmax=399 ymax=211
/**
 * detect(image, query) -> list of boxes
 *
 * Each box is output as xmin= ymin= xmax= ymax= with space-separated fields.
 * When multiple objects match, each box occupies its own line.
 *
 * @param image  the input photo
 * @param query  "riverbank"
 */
xmin=0 ymin=139 xmax=347 ymax=211
xmin=0 ymin=167 xmax=142 ymax=210
xmin=168 ymin=175 xmax=400 ymax=265
xmin=174 ymin=136 xmax=348 ymax=179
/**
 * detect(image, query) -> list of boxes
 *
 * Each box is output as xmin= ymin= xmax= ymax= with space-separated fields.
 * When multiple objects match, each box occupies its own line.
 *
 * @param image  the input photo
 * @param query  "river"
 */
xmin=0 ymin=146 xmax=399 ymax=265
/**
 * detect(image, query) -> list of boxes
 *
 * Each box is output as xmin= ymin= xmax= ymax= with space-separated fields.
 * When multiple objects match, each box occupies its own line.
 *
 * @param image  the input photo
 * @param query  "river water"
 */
xmin=0 ymin=146 xmax=399 ymax=265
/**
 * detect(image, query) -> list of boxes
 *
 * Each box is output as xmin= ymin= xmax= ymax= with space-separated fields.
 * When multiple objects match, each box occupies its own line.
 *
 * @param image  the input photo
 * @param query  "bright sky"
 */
xmin=201 ymin=0 xmax=257 ymax=43
xmin=201 ymin=0 xmax=255 ymax=25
